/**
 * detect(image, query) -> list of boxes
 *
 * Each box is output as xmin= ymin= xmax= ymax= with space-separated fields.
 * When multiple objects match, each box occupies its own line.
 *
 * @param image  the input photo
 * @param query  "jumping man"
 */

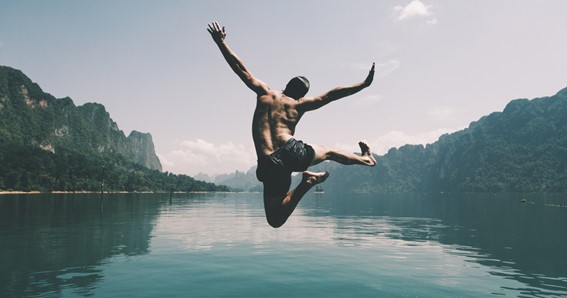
xmin=207 ymin=21 xmax=376 ymax=228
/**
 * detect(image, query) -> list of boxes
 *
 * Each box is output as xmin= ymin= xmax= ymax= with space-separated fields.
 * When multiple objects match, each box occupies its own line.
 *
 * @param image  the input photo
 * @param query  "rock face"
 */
xmin=127 ymin=131 xmax=163 ymax=171
xmin=308 ymin=86 xmax=567 ymax=193
xmin=0 ymin=65 xmax=162 ymax=171
xmin=193 ymin=86 xmax=567 ymax=193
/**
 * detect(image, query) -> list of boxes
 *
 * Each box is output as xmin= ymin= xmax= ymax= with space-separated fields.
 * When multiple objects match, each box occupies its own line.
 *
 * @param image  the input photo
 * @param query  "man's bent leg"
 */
xmin=310 ymin=141 xmax=377 ymax=166
xmin=263 ymin=171 xmax=329 ymax=228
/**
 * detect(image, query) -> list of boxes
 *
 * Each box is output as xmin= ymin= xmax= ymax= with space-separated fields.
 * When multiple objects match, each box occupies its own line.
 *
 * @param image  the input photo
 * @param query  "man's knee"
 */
xmin=263 ymin=183 xmax=291 ymax=228
xmin=264 ymin=200 xmax=289 ymax=228
xmin=264 ymin=203 xmax=287 ymax=228
xmin=266 ymin=215 xmax=285 ymax=228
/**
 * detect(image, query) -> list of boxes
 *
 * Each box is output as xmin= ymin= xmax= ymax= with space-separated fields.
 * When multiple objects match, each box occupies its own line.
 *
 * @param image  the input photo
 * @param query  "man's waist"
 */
xmin=255 ymin=133 xmax=294 ymax=156
xmin=259 ymin=138 xmax=297 ymax=159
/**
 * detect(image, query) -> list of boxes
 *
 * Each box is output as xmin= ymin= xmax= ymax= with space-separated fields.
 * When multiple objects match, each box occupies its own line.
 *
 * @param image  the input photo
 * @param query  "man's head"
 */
xmin=283 ymin=76 xmax=310 ymax=100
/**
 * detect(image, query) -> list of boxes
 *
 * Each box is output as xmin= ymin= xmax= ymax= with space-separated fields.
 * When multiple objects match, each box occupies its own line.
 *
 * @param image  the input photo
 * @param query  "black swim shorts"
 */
xmin=256 ymin=138 xmax=315 ymax=183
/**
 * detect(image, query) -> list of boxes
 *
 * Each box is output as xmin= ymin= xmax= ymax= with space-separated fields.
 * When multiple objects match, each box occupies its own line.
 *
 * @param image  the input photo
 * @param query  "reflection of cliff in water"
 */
xmin=0 ymin=193 xmax=168 ymax=297
xmin=305 ymin=193 xmax=567 ymax=295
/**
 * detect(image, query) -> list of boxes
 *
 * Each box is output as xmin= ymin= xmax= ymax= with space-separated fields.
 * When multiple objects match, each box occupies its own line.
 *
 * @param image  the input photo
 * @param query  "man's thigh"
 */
xmin=262 ymin=175 xmax=292 ymax=198
xmin=309 ymin=144 xmax=330 ymax=166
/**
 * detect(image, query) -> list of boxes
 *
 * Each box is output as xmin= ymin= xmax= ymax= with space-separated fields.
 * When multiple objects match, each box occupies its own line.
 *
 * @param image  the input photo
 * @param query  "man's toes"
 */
xmin=359 ymin=142 xmax=372 ymax=156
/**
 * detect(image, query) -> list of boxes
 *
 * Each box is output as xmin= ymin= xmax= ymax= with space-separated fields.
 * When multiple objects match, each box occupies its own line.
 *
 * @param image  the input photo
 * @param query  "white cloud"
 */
xmin=332 ymin=127 xmax=463 ymax=156
xmin=370 ymin=128 xmax=464 ymax=154
xmin=158 ymin=139 xmax=256 ymax=176
xmin=394 ymin=0 xmax=433 ymax=21
xmin=157 ymin=128 xmax=465 ymax=176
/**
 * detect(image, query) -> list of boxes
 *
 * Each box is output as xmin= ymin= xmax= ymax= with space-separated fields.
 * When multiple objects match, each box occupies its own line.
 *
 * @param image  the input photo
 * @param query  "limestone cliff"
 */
xmin=309 ymin=86 xmax=567 ymax=193
xmin=128 ymin=131 xmax=162 ymax=171
xmin=0 ymin=65 xmax=162 ymax=171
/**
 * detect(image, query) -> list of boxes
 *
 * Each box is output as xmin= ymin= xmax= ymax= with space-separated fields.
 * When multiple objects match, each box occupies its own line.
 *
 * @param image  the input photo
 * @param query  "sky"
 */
xmin=1 ymin=1 xmax=566 ymax=176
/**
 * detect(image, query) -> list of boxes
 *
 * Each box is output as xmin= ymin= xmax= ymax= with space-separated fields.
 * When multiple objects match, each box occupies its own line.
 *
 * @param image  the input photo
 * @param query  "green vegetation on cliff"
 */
xmin=0 ymin=142 xmax=225 ymax=192
xmin=179 ymin=87 xmax=567 ymax=194
xmin=0 ymin=66 xmax=227 ymax=192
xmin=311 ymin=87 xmax=567 ymax=193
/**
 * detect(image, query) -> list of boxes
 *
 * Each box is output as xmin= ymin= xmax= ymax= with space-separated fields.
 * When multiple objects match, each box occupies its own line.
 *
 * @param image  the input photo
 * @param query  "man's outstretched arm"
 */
xmin=298 ymin=63 xmax=375 ymax=111
xmin=207 ymin=21 xmax=269 ymax=96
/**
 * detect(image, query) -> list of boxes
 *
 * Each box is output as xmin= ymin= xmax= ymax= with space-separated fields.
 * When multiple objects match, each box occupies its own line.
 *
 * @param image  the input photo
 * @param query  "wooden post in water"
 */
xmin=100 ymin=166 xmax=106 ymax=201
xmin=168 ymin=172 xmax=173 ymax=204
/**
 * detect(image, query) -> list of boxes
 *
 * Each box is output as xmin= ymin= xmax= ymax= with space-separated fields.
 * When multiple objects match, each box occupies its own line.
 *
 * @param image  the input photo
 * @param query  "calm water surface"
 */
xmin=1 ymin=192 xmax=566 ymax=297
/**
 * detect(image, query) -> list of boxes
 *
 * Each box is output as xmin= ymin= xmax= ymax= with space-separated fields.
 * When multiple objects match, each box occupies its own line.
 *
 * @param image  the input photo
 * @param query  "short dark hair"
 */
xmin=284 ymin=76 xmax=310 ymax=99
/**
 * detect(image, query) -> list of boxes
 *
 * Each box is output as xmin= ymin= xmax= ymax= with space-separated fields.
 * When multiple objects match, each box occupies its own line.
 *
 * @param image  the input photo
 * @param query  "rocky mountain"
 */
xmin=127 ymin=131 xmax=162 ymax=171
xmin=0 ymin=65 xmax=228 ymax=192
xmin=194 ymin=168 xmax=262 ymax=192
xmin=214 ymin=167 xmax=263 ymax=192
xmin=0 ymin=65 xmax=161 ymax=171
xmin=310 ymin=86 xmax=567 ymax=193
xmin=215 ymin=86 xmax=567 ymax=193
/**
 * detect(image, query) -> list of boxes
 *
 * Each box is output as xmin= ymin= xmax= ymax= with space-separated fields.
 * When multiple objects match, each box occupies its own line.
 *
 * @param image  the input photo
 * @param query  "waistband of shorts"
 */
xmin=257 ymin=138 xmax=298 ymax=161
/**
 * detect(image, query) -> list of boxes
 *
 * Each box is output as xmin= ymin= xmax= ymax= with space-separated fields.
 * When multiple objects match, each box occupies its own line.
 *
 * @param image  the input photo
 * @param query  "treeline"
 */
xmin=0 ymin=66 xmax=221 ymax=192
xmin=1 ymin=65 xmax=162 ymax=171
xmin=0 ymin=143 xmax=228 ymax=193
xmin=310 ymin=87 xmax=567 ymax=193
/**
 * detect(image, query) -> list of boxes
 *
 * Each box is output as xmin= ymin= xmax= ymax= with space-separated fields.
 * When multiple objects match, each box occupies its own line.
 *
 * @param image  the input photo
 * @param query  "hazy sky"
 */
xmin=1 ymin=1 xmax=566 ymax=176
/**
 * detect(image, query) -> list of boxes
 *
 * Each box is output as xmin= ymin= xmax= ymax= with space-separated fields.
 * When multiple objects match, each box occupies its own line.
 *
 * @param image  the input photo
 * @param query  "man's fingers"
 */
xmin=208 ymin=21 xmax=226 ymax=33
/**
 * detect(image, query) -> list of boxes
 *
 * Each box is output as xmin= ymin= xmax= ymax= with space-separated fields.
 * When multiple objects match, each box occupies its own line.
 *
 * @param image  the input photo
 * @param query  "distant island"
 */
xmin=205 ymin=86 xmax=567 ymax=193
xmin=0 ymin=66 xmax=228 ymax=193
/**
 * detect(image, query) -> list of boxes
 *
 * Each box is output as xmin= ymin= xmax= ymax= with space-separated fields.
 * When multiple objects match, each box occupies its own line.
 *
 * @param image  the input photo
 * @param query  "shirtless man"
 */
xmin=207 ymin=21 xmax=376 ymax=228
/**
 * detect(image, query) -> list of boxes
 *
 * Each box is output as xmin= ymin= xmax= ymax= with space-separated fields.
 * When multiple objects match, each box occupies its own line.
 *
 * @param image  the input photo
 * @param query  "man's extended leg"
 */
xmin=263 ymin=171 xmax=329 ymax=228
xmin=310 ymin=141 xmax=377 ymax=166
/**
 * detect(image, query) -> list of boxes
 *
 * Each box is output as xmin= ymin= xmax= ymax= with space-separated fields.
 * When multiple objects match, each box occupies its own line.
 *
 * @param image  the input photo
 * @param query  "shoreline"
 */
xmin=0 ymin=191 xmax=43 ymax=195
xmin=0 ymin=191 xmax=256 ymax=195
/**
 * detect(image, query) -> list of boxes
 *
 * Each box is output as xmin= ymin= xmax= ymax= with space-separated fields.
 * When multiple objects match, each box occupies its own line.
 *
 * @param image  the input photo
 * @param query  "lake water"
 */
xmin=1 ymin=192 xmax=566 ymax=297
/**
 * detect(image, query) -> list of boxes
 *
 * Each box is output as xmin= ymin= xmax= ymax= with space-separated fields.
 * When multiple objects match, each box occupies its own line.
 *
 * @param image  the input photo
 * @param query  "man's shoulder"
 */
xmin=260 ymin=89 xmax=280 ymax=97
xmin=257 ymin=90 xmax=281 ymax=101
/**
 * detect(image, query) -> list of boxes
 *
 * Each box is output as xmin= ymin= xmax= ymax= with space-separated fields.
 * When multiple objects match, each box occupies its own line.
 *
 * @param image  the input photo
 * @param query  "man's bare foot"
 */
xmin=303 ymin=171 xmax=330 ymax=185
xmin=358 ymin=141 xmax=377 ymax=166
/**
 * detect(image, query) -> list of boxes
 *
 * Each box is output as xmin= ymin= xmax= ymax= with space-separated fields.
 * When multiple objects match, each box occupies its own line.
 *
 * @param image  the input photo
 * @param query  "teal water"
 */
xmin=1 ymin=192 xmax=566 ymax=297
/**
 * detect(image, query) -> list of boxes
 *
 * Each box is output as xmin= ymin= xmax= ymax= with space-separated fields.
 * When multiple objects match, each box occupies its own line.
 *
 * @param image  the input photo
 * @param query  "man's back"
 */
xmin=252 ymin=91 xmax=303 ymax=157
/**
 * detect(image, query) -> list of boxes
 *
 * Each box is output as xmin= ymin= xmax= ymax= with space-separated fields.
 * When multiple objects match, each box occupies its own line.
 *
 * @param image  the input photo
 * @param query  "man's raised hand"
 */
xmin=207 ymin=21 xmax=226 ymax=43
xmin=364 ymin=62 xmax=375 ymax=87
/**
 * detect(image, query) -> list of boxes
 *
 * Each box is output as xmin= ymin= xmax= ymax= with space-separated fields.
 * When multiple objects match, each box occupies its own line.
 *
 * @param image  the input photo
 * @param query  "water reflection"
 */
xmin=302 ymin=192 xmax=567 ymax=297
xmin=0 ymin=193 xmax=167 ymax=297
xmin=155 ymin=192 xmax=567 ymax=296
xmin=1 ymin=192 xmax=566 ymax=297
xmin=155 ymin=193 xmax=337 ymax=252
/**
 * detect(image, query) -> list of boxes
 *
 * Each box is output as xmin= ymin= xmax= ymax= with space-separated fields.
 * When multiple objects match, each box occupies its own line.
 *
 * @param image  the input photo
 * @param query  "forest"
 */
xmin=310 ymin=87 xmax=567 ymax=193
xmin=3 ymin=64 xmax=567 ymax=193
xmin=0 ymin=142 xmax=227 ymax=192
xmin=0 ymin=65 xmax=227 ymax=193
